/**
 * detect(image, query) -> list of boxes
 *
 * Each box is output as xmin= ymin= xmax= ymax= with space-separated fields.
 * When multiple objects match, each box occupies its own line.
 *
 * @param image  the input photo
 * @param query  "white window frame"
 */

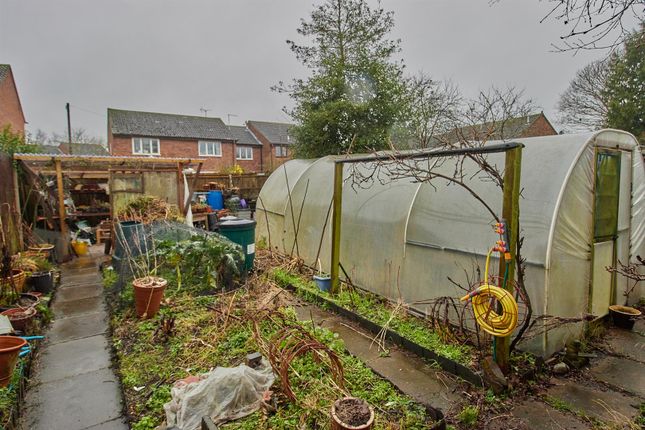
xmin=198 ymin=140 xmax=222 ymax=157
xmin=236 ymin=146 xmax=253 ymax=160
xmin=275 ymin=145 xmax=288 ymax=158
xmin=132 ymin=137 xmax=160 ymax=155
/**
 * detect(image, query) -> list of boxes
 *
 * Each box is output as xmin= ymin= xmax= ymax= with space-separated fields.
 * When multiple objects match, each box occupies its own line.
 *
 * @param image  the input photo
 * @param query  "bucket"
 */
xmin=207 ymin=191 xmax=224 ymax=210
xmin=313 ymin=275 xmax=332 ymax=293
xmin=71 ymin=241 xmax=88 ymax=256
xmin=0 ymin=336 xmax=27 ymax=387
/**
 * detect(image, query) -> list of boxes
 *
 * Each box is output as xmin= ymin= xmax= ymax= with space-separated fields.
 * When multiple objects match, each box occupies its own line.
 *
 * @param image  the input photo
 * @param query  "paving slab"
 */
xmin=48 ymin=311 xmax=108 ymax=344
xmin=21 ymin=367 xmax=123 ymax=430
xmin=546 ymin=378 xmax=639 ymax=422
xmin=55 ymin=284 xmax=104 ymax=302
xmin=83 ymin=417 xmax=129 ymax=430
xmin=35 ymin=335 xmax=112 ymax=384
xmin=60 ymin=273 xmax=102 ymax=287
xmin=590 ymin=356 xmax=645 ymax=398
xmin=295 ymin=304 xmax=462 ymax=413
xmin=606 ymin=328 xmax=645 ymax=363
xmin=51 ymin=295 xmax=105 ymax=318
xmin=512 ymin=401 xmax=590 ymax=430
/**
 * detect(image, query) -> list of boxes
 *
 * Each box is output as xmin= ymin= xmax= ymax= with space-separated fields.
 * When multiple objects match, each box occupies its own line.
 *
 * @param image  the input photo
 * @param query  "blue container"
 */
xmin=207 ymin=191 xmax=224 ymax=210
xmin=313 ymin=275 xmax=331 ymax=293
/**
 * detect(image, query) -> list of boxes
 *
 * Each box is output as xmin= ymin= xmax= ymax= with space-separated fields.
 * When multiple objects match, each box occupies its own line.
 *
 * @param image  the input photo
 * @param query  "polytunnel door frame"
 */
xmin=589 ymin=148 xmax=622 ymax=318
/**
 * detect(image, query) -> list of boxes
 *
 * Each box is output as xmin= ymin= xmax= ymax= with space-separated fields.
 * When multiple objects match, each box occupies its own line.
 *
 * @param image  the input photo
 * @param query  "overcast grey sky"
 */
xmin=1 ymin=0 xmax=612 ymax=140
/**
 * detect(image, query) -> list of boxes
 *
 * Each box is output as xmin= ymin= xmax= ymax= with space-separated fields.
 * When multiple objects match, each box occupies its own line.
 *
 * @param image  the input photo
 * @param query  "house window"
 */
xmin=199 ymin=141 xmax=222 ymax=157
xmin=132 ymin=137 xmax=160 ymax=155
xmin=236 ymin=146 xmax=253 ymax=160
xmin=275 ymin=145 xmax=288 ymax=157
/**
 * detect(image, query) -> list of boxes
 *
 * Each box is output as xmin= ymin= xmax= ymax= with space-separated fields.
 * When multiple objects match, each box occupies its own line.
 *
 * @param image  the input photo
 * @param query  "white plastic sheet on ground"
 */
xmin=163 ymin=361 xmax=274 ymax=430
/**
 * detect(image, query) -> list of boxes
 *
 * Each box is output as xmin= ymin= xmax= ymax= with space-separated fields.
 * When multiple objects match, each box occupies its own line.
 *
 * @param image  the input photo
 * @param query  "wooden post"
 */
xmin=330 ymin=162 xmax=343 ymax=294
xmin=495 ymin=145 xmax=522 ymax=372
xmin=12 ymin=166 xmax=23 ymax=250
xmin=177 ymin=163 xmax=184 ymax=209
xmin=55 ymin=159 xmax=68 ymax=238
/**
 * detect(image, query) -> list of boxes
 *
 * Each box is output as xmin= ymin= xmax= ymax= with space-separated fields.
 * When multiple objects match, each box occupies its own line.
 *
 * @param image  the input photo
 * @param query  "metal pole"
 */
xmin=330 ymin=162 xmax=343 ymax=294
xmin=66 ymin=103 xmax=72 ymax=153
xmin=495 ymin=145 xmax=522 ymax=372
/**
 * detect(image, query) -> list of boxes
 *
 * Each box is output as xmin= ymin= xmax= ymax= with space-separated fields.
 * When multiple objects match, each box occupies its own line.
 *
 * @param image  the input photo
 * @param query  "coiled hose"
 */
xmin=460 ymin=248 xmax=518 ymax=337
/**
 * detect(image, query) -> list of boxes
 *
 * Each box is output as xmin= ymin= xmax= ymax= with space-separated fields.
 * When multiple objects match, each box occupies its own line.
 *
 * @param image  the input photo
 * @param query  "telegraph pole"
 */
xmin=66 ymin=102 xmax=72 ymax=155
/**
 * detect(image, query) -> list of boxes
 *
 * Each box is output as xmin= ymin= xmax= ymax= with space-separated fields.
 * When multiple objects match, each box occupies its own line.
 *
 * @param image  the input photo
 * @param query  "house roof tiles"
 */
xmin=227 ymin=125 xmax=262 ymax=146
xmin=247 ymin=120 xmax=295 ymax=145
xmin=108 ymin=108 xmax=234 ymax=141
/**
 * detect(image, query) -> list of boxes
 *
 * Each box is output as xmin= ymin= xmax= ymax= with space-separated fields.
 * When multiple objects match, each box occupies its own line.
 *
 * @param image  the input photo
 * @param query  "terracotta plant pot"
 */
xmin=0 ymin=336 xmax=27 ymax=387
xmin=132 ymin=276 xmax=167 ymax=319
xmin=331 ymin=397 xmax=375 ymax=430
xmin=2 ymin=307 xmax=37 ymax=333
xmin=0 ymin=269 xmax=26 ymax=294
xmin=17 ymin=293 xmax=41 ymax=309
xmin=28 ymin=244 xmax=55 ymax=261
xmin=608 ymin=305 xmax=642 ymax=330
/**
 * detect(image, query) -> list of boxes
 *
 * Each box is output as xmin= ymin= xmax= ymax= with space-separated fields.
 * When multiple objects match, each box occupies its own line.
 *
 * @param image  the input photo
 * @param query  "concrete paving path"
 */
xmin=294 ymin=303 xmax=465 ymax=415
xmin=20 ymin=249 xmax=127 ymax=430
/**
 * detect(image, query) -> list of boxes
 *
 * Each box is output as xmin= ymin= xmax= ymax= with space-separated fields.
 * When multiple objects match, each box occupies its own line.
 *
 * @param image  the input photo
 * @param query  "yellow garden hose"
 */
xmin=460 ymin=248 xmax=519 ymax=337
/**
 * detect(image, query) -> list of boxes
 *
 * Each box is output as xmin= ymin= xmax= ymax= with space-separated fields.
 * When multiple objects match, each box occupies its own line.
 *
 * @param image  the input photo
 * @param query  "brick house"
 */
xmin=246 ymin=120 xmax=295 ymax=171
xmin=108 ymin=109 xmax=262 ymax=172
xmin=0 ymin=65 xmax=26 ymax=135
xmin=437 ymin=112 xmax=558 ymax=144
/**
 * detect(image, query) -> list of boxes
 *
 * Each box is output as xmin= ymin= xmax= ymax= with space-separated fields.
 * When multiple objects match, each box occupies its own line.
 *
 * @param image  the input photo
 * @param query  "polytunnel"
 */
xmin=256 ymin=129 xmax=645 ymax=356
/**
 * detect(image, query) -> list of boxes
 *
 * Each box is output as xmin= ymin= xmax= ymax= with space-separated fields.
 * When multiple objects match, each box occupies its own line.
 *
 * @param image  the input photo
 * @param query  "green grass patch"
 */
xmin=271 ymin=268 xmax=473 ymax=365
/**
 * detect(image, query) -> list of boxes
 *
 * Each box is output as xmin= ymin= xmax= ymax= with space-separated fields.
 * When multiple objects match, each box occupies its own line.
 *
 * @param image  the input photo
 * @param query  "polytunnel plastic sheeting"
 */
xmin=406 ymin=134 xmax=589 ymax=266
xmin=257 ymin=159 xmax=314 ymax=216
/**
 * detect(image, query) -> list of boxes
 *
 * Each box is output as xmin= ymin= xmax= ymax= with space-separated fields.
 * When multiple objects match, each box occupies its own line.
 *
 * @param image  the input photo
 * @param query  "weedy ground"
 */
xmin=106 ymin=259 xmax=437 ymax=429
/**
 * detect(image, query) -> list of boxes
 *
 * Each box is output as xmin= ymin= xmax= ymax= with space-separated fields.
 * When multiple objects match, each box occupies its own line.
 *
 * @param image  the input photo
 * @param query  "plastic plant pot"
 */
xmin=132 ymin=277 xmax=168 ymax=319
xmin=313 ymin=275 xmax=332 ymax=293
xmin=608 ymin=305 xmax=642 ymax=330
xmin=27 ymin=271 xmax=54 ymax=294
xmin=331 ymin=397 xmax=375 ymax=430
xmin=0 ymin=336 xmax=27 ymax=387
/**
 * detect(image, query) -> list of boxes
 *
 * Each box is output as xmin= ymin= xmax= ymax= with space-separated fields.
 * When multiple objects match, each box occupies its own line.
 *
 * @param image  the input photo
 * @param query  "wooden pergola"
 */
xmin=13 ymin=153 xmax=203 ymax=239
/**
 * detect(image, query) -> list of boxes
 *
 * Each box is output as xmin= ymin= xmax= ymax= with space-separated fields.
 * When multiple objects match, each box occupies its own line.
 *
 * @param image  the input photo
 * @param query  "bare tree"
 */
xmin=396 ymin=74 xmax=461 ymax=149
xmin=51 ymin=128 xmax=106 ymax=146
xmin=540 ymin=0 xmax=643 ymax=51
xmin=557 ymin=58 xmax=610 ymax=132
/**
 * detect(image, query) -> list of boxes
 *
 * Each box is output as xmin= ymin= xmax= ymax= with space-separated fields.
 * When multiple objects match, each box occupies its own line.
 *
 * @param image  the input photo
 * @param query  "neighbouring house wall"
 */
xmin=523 ymin=115 xmax=558 ymax=138
xmin=0 ymin=71 xmax=25 ymax=135
xmin=246 ymin=122 xmax=292 ymax=172
xmin=109 ymin=135 xmax=262 ymax=172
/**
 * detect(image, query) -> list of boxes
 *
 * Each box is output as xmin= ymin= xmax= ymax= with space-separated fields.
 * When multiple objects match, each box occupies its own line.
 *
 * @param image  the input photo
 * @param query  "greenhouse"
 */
xmin=256 ymin=129 xmax=645 ymax=356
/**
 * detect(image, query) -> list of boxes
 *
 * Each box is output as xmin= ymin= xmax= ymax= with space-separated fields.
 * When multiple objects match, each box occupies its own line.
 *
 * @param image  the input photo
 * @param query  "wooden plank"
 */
xmin=330 ymin=162 xmax=344 ymax=294
xmin=495 ymin=146 xmax=522 ymax=372
xmin=55 ymin=160 xmax=68 ymax=237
